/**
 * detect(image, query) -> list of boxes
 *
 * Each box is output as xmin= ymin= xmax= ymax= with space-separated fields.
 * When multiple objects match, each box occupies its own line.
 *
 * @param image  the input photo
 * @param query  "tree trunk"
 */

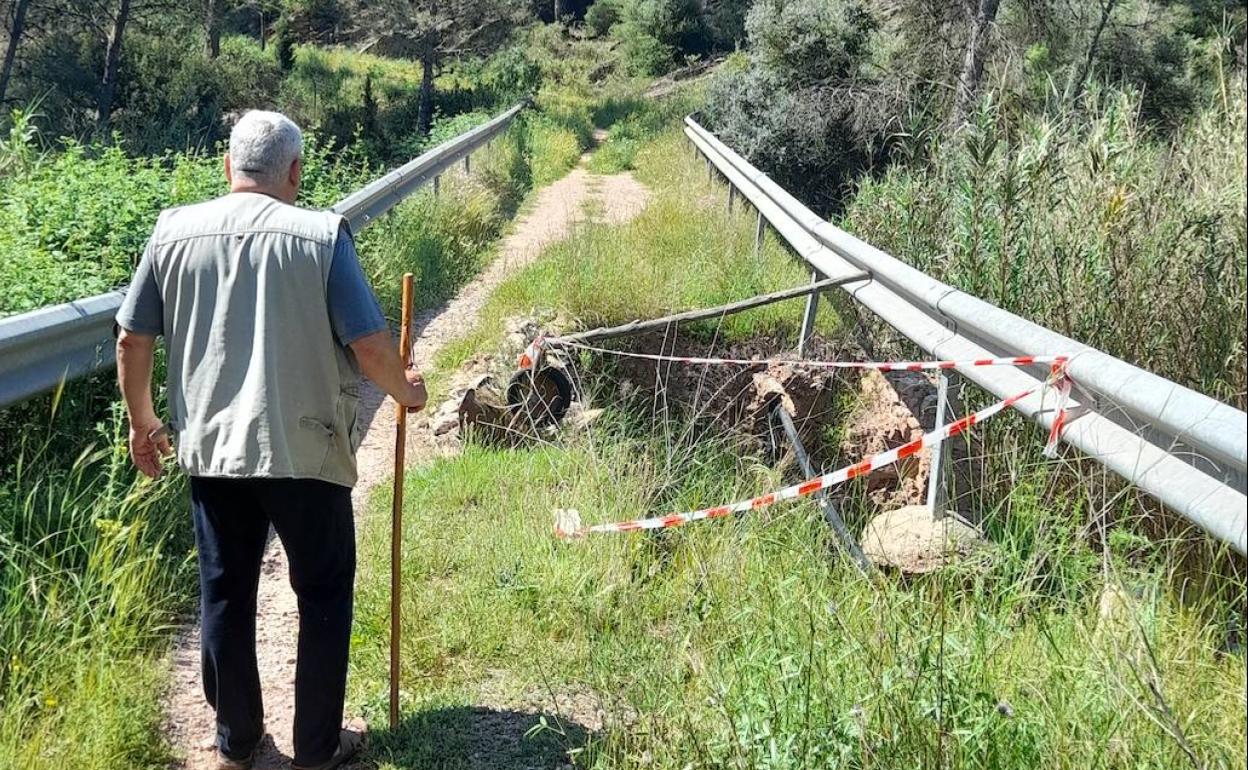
xmin=258 ymin=6 xmax=266 ymax=51
xmin=0 ymin=0 xmax=33 ymax=105
xmin=206 ymin=0 xmax=222 ymax=58
xmin=1068 ymin=0 xmax=1117 ymax=103
xmin=97 ymin=0 xmax=131 ymax=137
xmin=417 ymin=54 xmax=434 ymax=135
xmin=553 ymin=0 xmax=562 ymax=22
xmin=950 ymin=0 xmax=1002 ymax=128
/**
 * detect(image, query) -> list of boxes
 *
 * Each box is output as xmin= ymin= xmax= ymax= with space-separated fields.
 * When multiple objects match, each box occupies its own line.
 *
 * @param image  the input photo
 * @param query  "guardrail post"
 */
xmin=753 ymin=210 xmax=765 ymax=258
xmin=926 ymin=371 xmax=962 ymax=519
xmin=463 ymin=154 xmax=471 ymax=174
xmin=433 ymin=175 xmax=440 ymax=197
xmin=727 ymin=184 xmax=736 ymax=214
xmin=706 ymin=157 xmax=713 ymax=184
xmin=798 ymin=268 xmax=823 ymax=357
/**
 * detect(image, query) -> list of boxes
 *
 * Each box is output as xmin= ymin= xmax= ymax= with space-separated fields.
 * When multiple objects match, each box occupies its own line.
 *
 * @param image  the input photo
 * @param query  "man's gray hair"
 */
xmin=229 ymin=110 xmax=302 ymax=186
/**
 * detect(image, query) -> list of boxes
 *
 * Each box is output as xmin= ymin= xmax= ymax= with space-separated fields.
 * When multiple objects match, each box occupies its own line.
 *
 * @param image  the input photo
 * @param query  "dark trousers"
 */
xmin=191 ymin=477 xmax=355 ymax=766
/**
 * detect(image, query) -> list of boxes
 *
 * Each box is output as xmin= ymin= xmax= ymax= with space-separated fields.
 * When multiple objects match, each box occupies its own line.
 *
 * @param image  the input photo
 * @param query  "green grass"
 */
xmin=0 ymin=409 xmax=192 ymax=768
xmin=354 ymin=439 xmax=1246 ymax=769
xmin=348 ymin=127 xmax=1246 ymax=769
xmin=587 ymin=86 xmax=704 ymax=174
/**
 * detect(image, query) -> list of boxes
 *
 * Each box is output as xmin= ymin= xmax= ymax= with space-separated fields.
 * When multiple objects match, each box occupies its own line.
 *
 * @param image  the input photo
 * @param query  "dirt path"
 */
xmin=164 ymin=151 xmax=649 ymax=769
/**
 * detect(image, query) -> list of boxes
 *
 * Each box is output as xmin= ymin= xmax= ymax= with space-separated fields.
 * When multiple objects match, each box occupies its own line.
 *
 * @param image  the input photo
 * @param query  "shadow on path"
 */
xmin=363 ymin=706 xmax=596 ymax=769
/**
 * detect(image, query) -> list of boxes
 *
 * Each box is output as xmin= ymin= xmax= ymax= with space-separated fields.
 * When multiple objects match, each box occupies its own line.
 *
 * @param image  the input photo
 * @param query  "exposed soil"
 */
xmin=532 ymin=331 xmax=968 ymax=514
xmin=163 ymin=151 xmax=649 ymax=769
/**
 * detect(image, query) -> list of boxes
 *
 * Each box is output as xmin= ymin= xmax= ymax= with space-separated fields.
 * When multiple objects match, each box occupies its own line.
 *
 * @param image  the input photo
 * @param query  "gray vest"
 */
xmin=148 ymin=192 xmax=363 ymax=488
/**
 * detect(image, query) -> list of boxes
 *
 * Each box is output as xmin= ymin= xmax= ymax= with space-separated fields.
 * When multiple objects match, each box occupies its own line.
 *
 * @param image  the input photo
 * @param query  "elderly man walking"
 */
xmin=115 ymin=111 xmax=427 ymax=770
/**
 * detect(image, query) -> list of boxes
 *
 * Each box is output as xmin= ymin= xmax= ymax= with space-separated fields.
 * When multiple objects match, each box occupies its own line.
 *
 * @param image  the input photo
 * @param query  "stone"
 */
xmin=859 ymin=504 xmax=986 ymax=573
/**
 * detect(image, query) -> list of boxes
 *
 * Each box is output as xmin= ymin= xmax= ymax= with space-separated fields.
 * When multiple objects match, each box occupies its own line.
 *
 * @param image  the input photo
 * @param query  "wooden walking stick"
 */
xmin=390 ymin=272 xmax=414 ymax=730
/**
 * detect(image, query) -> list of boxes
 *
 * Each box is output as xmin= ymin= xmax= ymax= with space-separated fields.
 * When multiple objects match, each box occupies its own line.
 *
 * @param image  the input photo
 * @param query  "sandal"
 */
xmin=291 ymin=729 xmax=366 ymax=770
xmin=215 ymin=749 xmax=255 ymax=770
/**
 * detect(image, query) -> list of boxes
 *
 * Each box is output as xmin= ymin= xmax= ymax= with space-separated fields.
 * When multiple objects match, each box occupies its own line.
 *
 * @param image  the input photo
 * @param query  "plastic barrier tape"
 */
xmin=555 ymin=375 xmax=1069 ymax=538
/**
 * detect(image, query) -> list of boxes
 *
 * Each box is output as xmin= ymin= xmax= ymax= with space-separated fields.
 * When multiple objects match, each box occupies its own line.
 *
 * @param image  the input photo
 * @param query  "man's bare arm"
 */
xmin=350 ymin=330 xmax=428 ymax=411
xmin=117 ymin=328 xmax=172 ymax=478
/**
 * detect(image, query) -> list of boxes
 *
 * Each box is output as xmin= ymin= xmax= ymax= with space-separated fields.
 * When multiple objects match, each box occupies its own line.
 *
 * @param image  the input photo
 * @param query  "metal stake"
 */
xmin=773 ymin=404 xmax=873 ymax=573
xmin=926 ymin=371 xmax=961 ymax=519
xmin=798 ymin=268 xmax=824 ymax=357
xmin=753 ymin=210 xmax=765 ymax=258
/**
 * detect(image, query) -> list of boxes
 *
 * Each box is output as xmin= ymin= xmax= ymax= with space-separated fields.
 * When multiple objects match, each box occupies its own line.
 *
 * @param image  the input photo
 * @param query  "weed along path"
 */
xmin=162 ymin=152 xmax=650 ymax=769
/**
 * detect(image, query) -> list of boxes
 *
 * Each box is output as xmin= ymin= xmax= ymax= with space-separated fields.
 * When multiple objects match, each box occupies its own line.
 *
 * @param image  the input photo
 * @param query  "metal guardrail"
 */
xmin=332 ymin=102 xmax=524 ymax=232
xmin=0 ymin=103 xmax=525 ymax=410
xmin=684 ymin=116 xmax=1248 ymax=555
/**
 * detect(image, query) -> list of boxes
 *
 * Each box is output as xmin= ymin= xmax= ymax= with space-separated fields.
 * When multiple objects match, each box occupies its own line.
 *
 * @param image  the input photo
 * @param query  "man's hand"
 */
xmin=351 ymin=330 xmax=432 ymax=412
xmin=117 ymin=328 xmax=170 ymax=479
xmin=129 ymin=417 xmax=173 ymax=479
xmin=404 ymin=368 xmax=428 ymax=413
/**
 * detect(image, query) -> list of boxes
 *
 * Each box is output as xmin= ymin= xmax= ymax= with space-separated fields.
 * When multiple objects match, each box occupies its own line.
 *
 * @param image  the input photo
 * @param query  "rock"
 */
xmin=859 ymin=504 xmax=986 ymax=573
xmin=430 ymin=399 xmax=462 ymax=436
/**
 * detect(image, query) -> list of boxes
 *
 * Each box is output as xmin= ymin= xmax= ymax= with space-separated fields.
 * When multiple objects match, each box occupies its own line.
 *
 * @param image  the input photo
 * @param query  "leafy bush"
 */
xmin=0 ymin=145 xmax=219 ymax=315
xmin=703 ymin=2 xmax=887 ymax=212
xmin=584 ymin=0 xmax=621 ymax=37
xmin=0 ymin=126 xmax=372 ymax=316
xmin=277 ymin=44 xmax=444 ymax=159
xmin=114 ymin=34 xmax=283 ymax=154
xmin=611 ymin=0 xmax=711 ymax=76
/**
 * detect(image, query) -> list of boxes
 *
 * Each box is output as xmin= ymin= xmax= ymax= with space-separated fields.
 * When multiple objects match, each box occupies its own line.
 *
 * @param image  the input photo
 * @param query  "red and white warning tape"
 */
xmin=555 ymin=368 xmax=1072 ymax=538
xmin=518 ymin=336 xmax=545 ymax=371
xmin=520 ymin=336 xmax=1068 ymax=374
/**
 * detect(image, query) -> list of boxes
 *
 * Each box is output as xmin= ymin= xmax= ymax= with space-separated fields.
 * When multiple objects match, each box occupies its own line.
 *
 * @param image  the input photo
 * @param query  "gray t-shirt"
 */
xmin=117 ymin=224 xmax=387 ymax=346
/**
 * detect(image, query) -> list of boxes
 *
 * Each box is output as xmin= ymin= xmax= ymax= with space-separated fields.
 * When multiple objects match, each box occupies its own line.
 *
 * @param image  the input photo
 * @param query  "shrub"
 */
xmin=114 ymin=34 xmax=282 ymax=154
xmin=0 ymin=121 xmax=372 ymax=317
xmin=584 ymin=0 xmax=620 ymax=37
xmin=612 ymin=0 xmax=711 ymax=76
xmin=703 ymin=1 xmax=887 ymax=212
